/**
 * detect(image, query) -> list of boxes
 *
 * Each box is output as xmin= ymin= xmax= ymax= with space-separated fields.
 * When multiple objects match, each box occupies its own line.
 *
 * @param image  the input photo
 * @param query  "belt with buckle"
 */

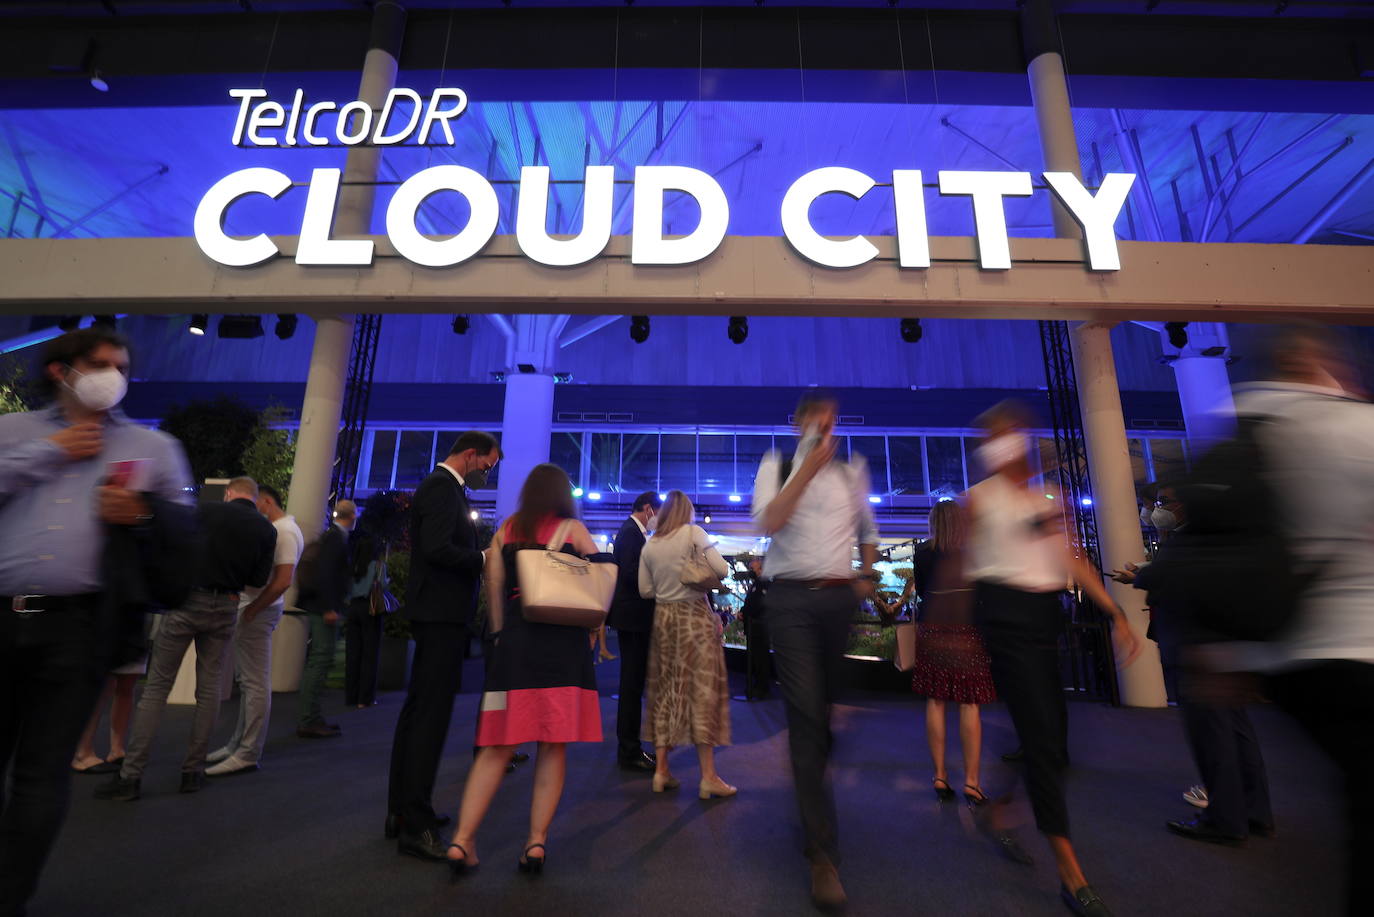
xmin=8 ymin=594 xmax=99 ymax=615
xmin=193 ymin=586 xmax=241 ymax=600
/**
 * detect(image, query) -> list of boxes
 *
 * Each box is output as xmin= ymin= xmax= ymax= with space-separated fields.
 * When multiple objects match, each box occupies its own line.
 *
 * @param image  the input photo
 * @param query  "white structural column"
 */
xmin=1023 ymin=0 xmax=1166 ymax=707
xmin=1165 ymin=323 xmax=1236 ymax=450
xmin=286 ymin=2 xmax=405 ymax=538
xmin=491 ymin=314 xmax=570 ymax=520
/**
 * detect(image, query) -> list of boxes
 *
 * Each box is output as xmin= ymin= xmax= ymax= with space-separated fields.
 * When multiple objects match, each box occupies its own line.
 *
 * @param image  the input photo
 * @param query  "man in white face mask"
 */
xmin=0 ymin=327 xmax=194 ymax=915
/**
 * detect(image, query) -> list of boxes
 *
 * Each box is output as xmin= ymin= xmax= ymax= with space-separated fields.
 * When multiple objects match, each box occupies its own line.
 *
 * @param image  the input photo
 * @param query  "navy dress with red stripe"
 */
xmin=475 ymin=517 xmax=604 ymax=747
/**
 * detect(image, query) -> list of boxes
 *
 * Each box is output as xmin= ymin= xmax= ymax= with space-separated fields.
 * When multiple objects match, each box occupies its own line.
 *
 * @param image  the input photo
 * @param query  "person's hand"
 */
xmin=1112 ymin=615 xmax=1142 ymax=668
xmin=1109 ymin=562 xmax=1139 ymax=585
xmin=49 ymin=423 xmax=102 ymax=461
xmin=851 ymin=576 xmax=876 ymax=601
xmin=323 ymin=610 xmax=340 ymax=625
xmin=799 ymin=434 xmax=837 ymax=479
xmin=97 ymin=486 xmax=149 ymax=526
xmin=242 ymin=606 xmax=260 ymax=626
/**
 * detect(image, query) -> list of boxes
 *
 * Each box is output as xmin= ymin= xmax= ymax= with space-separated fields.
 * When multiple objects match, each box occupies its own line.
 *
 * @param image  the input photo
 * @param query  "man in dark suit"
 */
xmin=296 ymin=499 xmax=356 ymax=738
xmin=387 ymin=431 xmax=500 ymax=862
xmin=609 ymin=491 xmax=662 ymax=772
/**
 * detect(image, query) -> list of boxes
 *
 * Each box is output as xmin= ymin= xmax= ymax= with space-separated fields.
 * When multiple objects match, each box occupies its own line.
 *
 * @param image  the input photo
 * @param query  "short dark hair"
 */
xmin=447 ymin=431 xmax=501 ymax=459
xmin=794 ymin=389 xmax=839 ymax=422
xmin=633 ymin=491 xmax=662 ymax=513
xmin=259 ymin=484 xmax=284 ymax=507
xmin=36 ymin=327 xmax=132 ymax=399
xmin=1257 ymin=323 xmax=1348 ymax=381
xmin=974 ymin=398 xmax=1040 ymax=432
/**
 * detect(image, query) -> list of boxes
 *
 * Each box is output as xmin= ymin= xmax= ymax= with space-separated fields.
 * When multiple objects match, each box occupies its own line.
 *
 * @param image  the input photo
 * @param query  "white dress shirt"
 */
xmin=751 ymin=449 xmax=879 ymax=581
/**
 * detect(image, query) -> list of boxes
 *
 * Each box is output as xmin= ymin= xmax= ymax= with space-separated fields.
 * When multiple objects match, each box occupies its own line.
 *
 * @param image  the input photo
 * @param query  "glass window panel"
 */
xmin=831 ymin=436 xmax=851 ymax=463
xmin=888 ymin=436 xmax=924 ymax=495
xmin=367 ymin=430 xmax=398 ymax=489
xmin=1032 ymin=436 xmax=1059 ymax=490
xmin=659 ymin=434 xmax=697 ymax=496
xmin=621 ymin=433 xmax=659 ymax=494
xmin=394 ymin=430 xmax=436 ymax=490
xmin=926 ymin=436 xmax=965 ymax=497
xmin=736 ymin=435 xmax=773 ymax=494
xmin=1151 ymin=438 xmax=1188 ymax=484
xmin=1128 ymin=438 xmax=1148 ymax=488
xmin=698 ymin=433 xmax=734 ymax=496
xmin=590 ymin=433 xmax=621 ymax=494
xmin=849 ymin=436 xmax=888 ymax=493
xmin=549 ymin=433 xmax=585 ymax=487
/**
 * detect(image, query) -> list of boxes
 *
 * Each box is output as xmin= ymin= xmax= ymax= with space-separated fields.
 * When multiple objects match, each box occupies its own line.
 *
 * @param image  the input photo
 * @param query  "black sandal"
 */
xmin=932 ymin=777 xmax=956 ymax=802
xmin=964 ymin=784 xmax=990 ymax=807
xmin=447 ymin=843 xmax=475 ymax=880
xmin=518 ymin=843 xmax=546 ymax=875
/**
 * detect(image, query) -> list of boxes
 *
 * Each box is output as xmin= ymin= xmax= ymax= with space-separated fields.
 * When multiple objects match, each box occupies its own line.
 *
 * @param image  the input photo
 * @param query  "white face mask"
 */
xmin=975 ymin=433 xmax=1028 ymax=472
xmin=1151 ymin=507 xmax=1178 ymax=532
xmin=64 ymin=366 xmax=127 ymax=412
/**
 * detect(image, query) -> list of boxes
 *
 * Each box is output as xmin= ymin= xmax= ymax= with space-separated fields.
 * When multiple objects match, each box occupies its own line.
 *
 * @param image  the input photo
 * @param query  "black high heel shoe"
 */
xmin=447 ymin=843 xmax=475 ymax=880
xmin=932 ymin=778 xmax=956 ymax=802
xmin=964 ymin=784 xmax=990 ymax=807
xmin=518 ymin=843 xmax=546 ymax=875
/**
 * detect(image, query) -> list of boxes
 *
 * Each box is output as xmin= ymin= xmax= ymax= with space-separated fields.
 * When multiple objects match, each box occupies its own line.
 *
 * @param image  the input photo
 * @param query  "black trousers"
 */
xmin=745 ymin=615 xmax=773 ymax=699
xmin=615 ymin=629 xmax=651 ymax=757
xmin=975 ymin=583 xmax=1071 ymax=839
xmin=1179 ymin=677 xmax=1273 ymax=837
xmin=386 ymin=621 xmax=465 ymax=834
xmin=343 ymin=598 xmax=382 ymax=708
xmin=0 ymin=602 xmax=106 ymax=917
xmin=765 ymin=582 xmax=853 ymax=866
xmin=1269 ymin=660 xmax=1374 ymax=917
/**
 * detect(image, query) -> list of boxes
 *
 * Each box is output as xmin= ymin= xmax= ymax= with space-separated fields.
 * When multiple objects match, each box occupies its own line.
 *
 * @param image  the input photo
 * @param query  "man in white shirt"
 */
xmin=1235 ymin=326 xmax=1374 ymax=915
xmin=207 ymin=484 xmax=304 ymax=776
xmin=751 ymin=391 xmax=880 ymax=911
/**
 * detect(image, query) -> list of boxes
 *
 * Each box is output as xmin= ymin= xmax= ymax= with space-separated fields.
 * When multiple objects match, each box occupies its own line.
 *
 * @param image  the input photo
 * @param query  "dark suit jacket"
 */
xmin=301 ymin=523 xmax=350 ymax=616
xmin=404 ymin=466 xmax=483 ymax=625
xmin=607 ymin=516 xmax=654 ymax=632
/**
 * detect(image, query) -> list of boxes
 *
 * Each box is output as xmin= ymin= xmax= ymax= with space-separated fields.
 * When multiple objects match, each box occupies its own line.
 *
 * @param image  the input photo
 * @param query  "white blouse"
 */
xmin=638 ymin=525 xmax=730 ymax=605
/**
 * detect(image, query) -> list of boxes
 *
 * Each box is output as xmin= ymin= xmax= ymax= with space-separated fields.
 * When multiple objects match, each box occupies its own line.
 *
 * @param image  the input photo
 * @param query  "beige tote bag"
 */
xmin=893 ymin=622 xmax=918 ymax=672
xmin=680 ymin=532 xmax=724 ymax=592
xmin=517 ymin=520 xmax=616 ymax=629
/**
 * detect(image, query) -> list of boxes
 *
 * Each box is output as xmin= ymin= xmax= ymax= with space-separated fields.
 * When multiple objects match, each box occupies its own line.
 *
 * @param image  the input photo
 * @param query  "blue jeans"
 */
xmin=297 ymin=613 xmax=339 ymax=728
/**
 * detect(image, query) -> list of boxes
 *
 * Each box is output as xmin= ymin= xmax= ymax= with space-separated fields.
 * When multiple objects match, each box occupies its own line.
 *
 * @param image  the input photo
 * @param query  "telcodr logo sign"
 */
xmin=196 ymin=88 xmax=1137 ymax=273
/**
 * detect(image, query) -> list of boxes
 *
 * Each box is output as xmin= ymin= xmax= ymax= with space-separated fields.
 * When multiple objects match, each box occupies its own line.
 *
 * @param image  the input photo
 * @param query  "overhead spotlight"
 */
xmin=727 ymin=316 xmax=748 ymax=345
xmin=92 ymin=315 xmax=117 ymax=329
xmin=57 ymin=315 xmax=82 ymax=331
xmin=274 ymin=314 xmax=297 ymax=339
xmin=703 ymin=513 xmax=712 ymax=524
xmin=188 ymin=314 xmax=209 ymax=336
xmin=1165 ymin=322 xmax=1189 ymax=349
xmin=451 ymin=315 xmax=470 ymax=335
xmin=572 ymin=487 xmax=584 ymax=498
xmin=89 ymin=69 xmax=108 ymax=92
xmin=900 ymin=318 xmax=923 ymax=343
xmin=629 ymin=315 xmax=650 ymax=343
xmin=217 ymin=315 xmax=264 ymax=339
xmin=553 ymin=372 xmax=574 ymax=384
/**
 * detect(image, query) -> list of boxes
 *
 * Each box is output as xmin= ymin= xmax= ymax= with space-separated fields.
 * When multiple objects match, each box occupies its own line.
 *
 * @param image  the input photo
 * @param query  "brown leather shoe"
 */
xmin=809 ymin=860 xmax=847 ymax=911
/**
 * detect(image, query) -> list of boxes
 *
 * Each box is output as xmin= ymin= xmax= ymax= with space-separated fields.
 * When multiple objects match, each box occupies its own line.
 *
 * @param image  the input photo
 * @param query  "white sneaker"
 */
xmin=206 ymin=747 xmax=232 ymax=765
xmin=1183 ymin=785 xmax=1209 ymax=809
xmin=206 ymin=755 xmax=260 ymax=777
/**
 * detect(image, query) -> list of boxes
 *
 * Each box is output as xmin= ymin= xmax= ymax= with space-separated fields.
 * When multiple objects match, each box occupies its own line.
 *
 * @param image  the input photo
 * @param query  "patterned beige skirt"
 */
xmin=642 ymin=597 xmax=731 ymax=748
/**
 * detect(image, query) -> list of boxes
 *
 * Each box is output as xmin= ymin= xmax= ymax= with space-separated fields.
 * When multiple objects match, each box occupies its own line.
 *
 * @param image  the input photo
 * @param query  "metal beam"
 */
xmin=1231 ymin=137 xmax=1351 ymax=238
xmin=49 ymin=164 xmax=169 ymax=239
xmin=939 ymin=117 xmax=1028 ymax=173
xmin=1293 ymin=157 xmax=1374 ymax=244
xmin=559 ymin=315 xmax=623 ymax=348
xmin=1110 ymin=111 xmax=1165 ymax=242
xmin=4 ymin=235 xmax=1373 ymax=324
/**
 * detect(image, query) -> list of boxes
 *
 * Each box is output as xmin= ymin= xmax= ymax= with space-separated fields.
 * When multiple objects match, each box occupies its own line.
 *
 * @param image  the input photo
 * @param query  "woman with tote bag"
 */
xmin=446 ymin=464 xmax=607 ymax=878
xmin=638 ymin=490 xmax=735 ymax=799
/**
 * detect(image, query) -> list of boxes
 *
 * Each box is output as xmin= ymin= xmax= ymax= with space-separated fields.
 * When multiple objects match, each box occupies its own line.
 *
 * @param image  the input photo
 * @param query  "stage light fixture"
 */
xmin=452 ymin=315 xmax=470 ymax=335
xmin=900 ymin=318 xmax=923 ymax=343
xmin=727 ymin=316 xmax=748 ymax=345
xmin=275 ymin=314 xmax=297 ymax=340
xmin=92 ymin=315 xmax=117 ymax=329
xmin=554 ymin=372 xmax=574 ymax=384
xmin=89 ymin=69 xmax=108 ymax=92
xmin=1166 ymin=322 xmax=1189 ymax=349
xmin=703 ymin=514 xmax=712 ymax=524
xmin=217 ymin=315 xmax=264 ymax=339
xmin=57 ymin=315 xmax=82 ymax=331
xmin=188 ymin=314 xmax=209 ymax=336
xmin=630 ymin=315 xmax=650 ymax=343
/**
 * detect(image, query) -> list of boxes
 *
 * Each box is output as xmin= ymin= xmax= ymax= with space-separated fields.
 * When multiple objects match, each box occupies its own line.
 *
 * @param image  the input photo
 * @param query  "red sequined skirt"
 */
xmin=910 ymin=623 xmax=997 ymax=705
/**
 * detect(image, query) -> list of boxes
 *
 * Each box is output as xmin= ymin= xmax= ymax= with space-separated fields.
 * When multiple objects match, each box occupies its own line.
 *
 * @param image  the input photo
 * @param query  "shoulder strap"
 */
xmin=545 ymin=519 xmax=574 ymax=551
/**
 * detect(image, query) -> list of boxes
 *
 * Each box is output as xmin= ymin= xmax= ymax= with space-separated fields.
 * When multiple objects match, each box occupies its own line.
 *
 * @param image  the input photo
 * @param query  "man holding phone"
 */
xmin=751 ymin=391 xmax=880 ymax=911
xmin=0 ymin=327 xmax=194 ymax=915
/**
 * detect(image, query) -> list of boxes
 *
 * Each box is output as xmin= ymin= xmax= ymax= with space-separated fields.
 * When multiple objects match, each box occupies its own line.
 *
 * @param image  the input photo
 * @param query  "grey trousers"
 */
xmin=218 ymin=604 xmax=284 ymax=764
xmin=122 ymin=592 xmax=238 ymax=780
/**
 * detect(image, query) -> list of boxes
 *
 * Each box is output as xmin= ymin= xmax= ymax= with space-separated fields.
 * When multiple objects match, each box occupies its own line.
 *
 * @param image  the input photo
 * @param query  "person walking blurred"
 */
xmin=638 ymin=490 xmax=734 ymax=800
xmin=966 ymin=400 xmax=1139 ymax=917
xmin=446 ymin=464 xmax=605 ymax=877
xmin=751 ymin=391 xmax=881 ymax=911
